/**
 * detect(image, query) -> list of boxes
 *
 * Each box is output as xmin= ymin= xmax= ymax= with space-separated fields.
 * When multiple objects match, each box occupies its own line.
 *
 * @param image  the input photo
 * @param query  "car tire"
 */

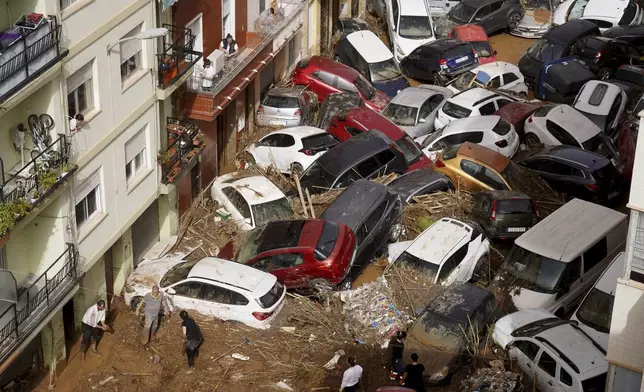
xmin=598 ymin=67 xmax=612 ymax=81
xmin=432 ymin=72 xmax=444 ymax=86
xmin=290 ymin=162 xmax=304 ymax=177
xmin=310 ymin=278 xmax=334 ymax=293
xmin=130 ymin=296 xmax=143 ymax=312
xmin=525 ymin=133 xmax=541 ymax=149
xmin=507 ymin=12 xmax=522 ymax=30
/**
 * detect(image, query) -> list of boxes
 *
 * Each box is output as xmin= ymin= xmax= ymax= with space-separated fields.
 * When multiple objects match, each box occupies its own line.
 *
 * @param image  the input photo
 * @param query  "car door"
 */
xmin=354 ymin=201 xmax=388 ymax=272
xmin=473 ymin=5 xmax=493 ymax=31
xmin=422 ymin=94 xmax=446 ymax=133
xmin=508 ymin=339 xmax=540 ymax=381
xmin=555 ymin=256 xmax=582 ymax=313
xmin=387 ymin=0 xmax=399 ymax=50
xmin=273 ymin=133 xmax=297 ymax=171
xmin=501 ymin=72 xmax=521 ymax=92
xmin=255 ymin=133 xmax=283 ymax=167
xmin=201 ymin=282 xmax=251 ymax=323
xmin=437 ymin=243 xmax=470 ymax=285
xmin=166 ymin=280 xmax=205 ymax=312
xmin=534 ymin=348 xmax=559 ymax=392
xmin=221 ymin=187 xmax=253 ymax=229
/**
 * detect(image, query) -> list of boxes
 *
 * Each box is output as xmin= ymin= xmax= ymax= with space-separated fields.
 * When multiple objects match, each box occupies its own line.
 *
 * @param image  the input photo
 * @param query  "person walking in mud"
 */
xmin=389 ymin=331 xmax=406 ymax=378
xmin=80 ymin=300 xmax=109 ymax=362
xmin=135 ymin=285 xmax=172 ymax=346
xmin=340 ymin=357 xmax=362 ymax=391
xmin=180 ymin=311 xmax=202 ymax=372
xmin=400 ymin=353 xmax=426 ymax=392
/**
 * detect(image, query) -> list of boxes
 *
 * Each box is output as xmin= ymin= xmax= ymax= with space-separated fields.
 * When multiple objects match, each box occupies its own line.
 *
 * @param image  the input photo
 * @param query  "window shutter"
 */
xmin=66 ymin=62 xmax=93 ymax=93
xmin=120 ymin=25 xmax=143 ymax=64
xmin=125 ymin=127 xmax=147 ymax=163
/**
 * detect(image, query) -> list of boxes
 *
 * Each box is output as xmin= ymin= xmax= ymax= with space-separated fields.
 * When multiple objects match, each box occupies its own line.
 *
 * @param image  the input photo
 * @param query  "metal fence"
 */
xmin=157 ymin=24 xmax=203 ymax=89
xmin=161 ymin=118 xmax=202 ymax=182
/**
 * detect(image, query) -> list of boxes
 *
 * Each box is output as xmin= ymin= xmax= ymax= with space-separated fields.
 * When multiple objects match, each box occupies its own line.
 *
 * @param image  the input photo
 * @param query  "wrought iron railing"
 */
xmin=186 ymin=0 xmax=305 ymax=97
xmin=0 ymin=134 xmax=71 ymax=204
xmin=157 ymin=24 xmax=203 ymax=89
xmin=160 ymin=118 xmax=203 ymax=183
xmin=0 ymin=243 xmax=79 ymax=356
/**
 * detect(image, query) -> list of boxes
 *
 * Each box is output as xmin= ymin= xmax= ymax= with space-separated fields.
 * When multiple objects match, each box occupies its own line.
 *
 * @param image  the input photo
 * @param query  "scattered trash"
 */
xmin=91 ymin=375 xmax=116 ymax=390
xmin=323 ymin=349 xmax=345 ymax=370
xmin=152 ymin=354 xmax=162 ymax=364
xmin=243 ymin=336 xmax=251 ymax=345
xmin=460 ymin=367 xmax=521 ymax=392
xmin=308 ymin=334 xmax=316 ymax=342
xmin=281 ymin=326 xmax=296 ymax=333
xmin=231 ymin=353 xmax=250 ymax=361
xmin=275 ymin=381 xmax=295 ymax=391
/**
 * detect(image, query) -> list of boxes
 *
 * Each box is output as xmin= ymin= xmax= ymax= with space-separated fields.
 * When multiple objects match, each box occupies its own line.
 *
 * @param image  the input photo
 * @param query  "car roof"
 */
xmin=546 ymin=19 xmax=600 ymax=44
xmin=574 ymin=81 xmax=623 ymax=115
xmin=255 ymin=220 xmax=309 ymax=252
xmin=390 ymin=87 xmax=436 ymax=107
xmin=399 ymin=0 xmax=430 ymax=16
xmin=388 ymin=169 xmax=451 ymax=199
xmin=442 ymin=115 xmax=501 ymax=134
xmin=515 ymin=198 xmax=626 ymax=262
xmin=535 ymin=145 xmax=611 ymax=171
xmin=421 ymin=37 xmax=464 ymax=52
xmin=473 ymin=61 xmax=520 ymax=77
xmin=317 ymin=130 xmax=392 ymax=175
xmin=583 ymin=0 xmax=630 ymax=20
xmin=308 ymin=56 xmax=359 ymax=81
xmin=214 ymin=173 xmax=285 ymax=205
xmin=535 ymin=323 xmax=608 ymax=378
xmin=346 ymin=30 xmax=393 ymax=63
xmin=452 ymin=24 xmax=488 ymax=41
xmin=495 ymin=102 xmax=542 ymax=125
xmin=457 ymin=142 xmax=511 ymax=172
xmin=479 ymin=190 xmax=531 ymax=200
xmin=344 ymin=107 xmax=405 ymax=140
xmin=546 ymin=104 xmax=601 ymax=142
xmin=593 ymin=252 xmax=624 ymax=294
xmin=450 ymin=87 xmax=498 ymax=107
xmin=424 ymin=282 xmax=494 ymax=323
xmin=270 ymin=126 xmax=326 ymax=138
xmin=406 ymin=218 xmax=471 ymax=264
xmin=321 ymin=180 xmax=389 ymax=231
xmin=188 ymin=257 xmax=275 ymax=294
xmin=266 ymin=87 xmax=303 ymax=97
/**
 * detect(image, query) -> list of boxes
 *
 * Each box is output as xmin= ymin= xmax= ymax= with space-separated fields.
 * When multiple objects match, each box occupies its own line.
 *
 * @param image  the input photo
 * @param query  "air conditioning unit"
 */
xmin=208 ymin=49 xmax=226 ymax=76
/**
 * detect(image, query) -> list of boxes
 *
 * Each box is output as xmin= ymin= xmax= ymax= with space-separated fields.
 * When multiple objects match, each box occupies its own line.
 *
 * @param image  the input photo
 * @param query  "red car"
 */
xmin=292 ymin=56 xmax=390 ymax=112
xmin=234 ymin=219 xmax=357 ymax=291
xmin=327 ymin=106 xmax=432 ymax=172
xmin=448 ymin=24 xmax=497 ymax=65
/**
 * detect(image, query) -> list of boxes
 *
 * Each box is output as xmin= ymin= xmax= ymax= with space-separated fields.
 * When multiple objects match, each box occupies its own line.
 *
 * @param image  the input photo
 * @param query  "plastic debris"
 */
xmin=308 ymin=334 xmax=316 ymax=342
xmin=231 ymin=353 xmax=250 ymax=361
xmin=281 ymin=326 xmax=296 ymax=333
xmin=323 ymin=349 xmax=345 ymax=370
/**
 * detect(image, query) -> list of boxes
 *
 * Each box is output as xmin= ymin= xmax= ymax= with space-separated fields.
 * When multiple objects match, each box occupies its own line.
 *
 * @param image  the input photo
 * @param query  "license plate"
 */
xmin=455 ymin=56 xmax=468 ymax=64
xmin=507 ymin=227 xmax=526 ymax=233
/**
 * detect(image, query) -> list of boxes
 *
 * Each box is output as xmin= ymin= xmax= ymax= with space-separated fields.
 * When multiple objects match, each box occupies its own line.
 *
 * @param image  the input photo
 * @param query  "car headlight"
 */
xmin=395 ymin=44 xmax=405 ymax=57
xmin=539 ymin=23 xmax=550 ymax=31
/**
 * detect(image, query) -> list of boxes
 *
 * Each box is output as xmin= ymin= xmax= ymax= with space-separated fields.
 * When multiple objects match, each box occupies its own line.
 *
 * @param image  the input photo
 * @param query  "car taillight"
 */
xmin=531 ymin=200 xmax=539 ymax=218
xmin=252 ymin=311 xmax=274 ymax=321
xmin=595 ymin=51 xmax=602 ymax=59
xmin=439 ymin=58 xmax=447 ymax=66
xmin=491 ymin=200 xmax=497 ymax=221
xmin=527 ymin=116 xmax=533 ymax=123
xmin=257 ymin=105 xmax=264 ymax=113
xmin=585 ymin=183 xmax=598 ymax=191
xmin=299 ymin=148 xmax=314 ymax=156
xmin=495 ymin=139 xmax=508 ymax=148
xmin=294 ymin=109 xmax=302 ymax=116
xmin=435 ymin=159 xmax=445 ymax=168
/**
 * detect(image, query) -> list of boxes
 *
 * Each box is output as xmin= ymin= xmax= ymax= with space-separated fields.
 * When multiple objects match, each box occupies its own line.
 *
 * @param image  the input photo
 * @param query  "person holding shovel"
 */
xmin=135 ymin=285 xmax=172 ymax=346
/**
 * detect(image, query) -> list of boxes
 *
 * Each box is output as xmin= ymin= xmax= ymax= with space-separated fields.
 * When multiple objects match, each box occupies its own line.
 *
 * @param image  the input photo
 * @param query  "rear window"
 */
xmin=533 ymin=104 xmax=557 ymax=117
xmin=442 ymin=144 xmax=461 ymax=160
xmin=302 ymin=133 xmax=339 ymax=151
xmin=592 ymin=164 xmax=618 ymax=180
xmin=492 ymin=118 xmax=512 ymax=136
xmin=442 ymin=101 xmax=472 ymax=119
xmin=314 ymin=221 xmax=339 ymax=261
xmin=619 ymin=1 xmax=638 ymax=25
xmin=497 ymin=199 xmax=533 ymax=214
xmin=395 ymin=136 xmax=423 ymax=164
xmin=300 ymin=161 xmax=337 ymax=190
xmin=263 ymin=95 xmax=299 ymax=108
xmin=588 ymin=84 xmax=608 ymax=106
xmin=443 ymin=44 xmax=471 ymax=60
xmin=258 ymin=281 xmax=284 ymax=308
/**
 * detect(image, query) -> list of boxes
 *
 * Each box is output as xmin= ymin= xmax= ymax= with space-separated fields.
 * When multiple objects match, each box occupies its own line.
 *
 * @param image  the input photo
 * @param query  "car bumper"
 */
xmin=510 ymin=28 xmax=546 ymax=39
xmin=487 ymin=227 xmax=527 ymax=239
xmin=256 ymin=115 xmax=302 ymax=127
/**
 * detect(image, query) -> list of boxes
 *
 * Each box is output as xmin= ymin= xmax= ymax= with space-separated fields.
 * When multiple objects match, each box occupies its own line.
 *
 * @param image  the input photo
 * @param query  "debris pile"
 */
xmin=460 ymin=366 xmax=522 ymax=392
xmin=402 ymin=190 xmax=473 ymax=237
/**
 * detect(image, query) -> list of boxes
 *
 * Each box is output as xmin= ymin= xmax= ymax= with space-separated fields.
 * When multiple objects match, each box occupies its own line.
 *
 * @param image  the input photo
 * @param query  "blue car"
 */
xmin=535 ymin=57 xmax=596 ymax=104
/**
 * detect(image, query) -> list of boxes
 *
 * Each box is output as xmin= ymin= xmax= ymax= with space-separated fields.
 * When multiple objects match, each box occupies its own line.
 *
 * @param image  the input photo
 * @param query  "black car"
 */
xmin=332 ymin=18 xmax=369 ymax=39
xmin=519 ymin=20 xmax=600 ymax=87
xmin=299 ymin=130 xmax=408 ymax=194
xmin=604 ymin=24 xmax=644 ymax=52
xmin=400 ymin=38 xmax=479 ymax=85
xmin=607 ymin=64 xmax=644 ymax=100
xmin=443 ymin=0 xmax=524 ymax=35
xmin=406 ymin=282 xmax=503 ymax=386
xmin=387 ymin=169 xmax=454 ymax=203
xmin=571 ymin=36 xmax=642 ymax=80
xmin=519 ymin=145 xmax=624 ymax=205
xmin=472 ymin=191 xmax=538 ymax=239
xmin=321 ymin=180 xmax=403 ymax=281
xmin=317 ymin=92 xmax=363 ymax=129
xmin=535 ymin=59 xmax=596 ymax=104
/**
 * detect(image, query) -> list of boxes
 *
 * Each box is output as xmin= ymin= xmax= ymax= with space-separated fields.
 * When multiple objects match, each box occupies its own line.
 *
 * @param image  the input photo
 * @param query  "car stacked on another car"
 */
xmin=387 ymin=168 xmax=454 ymax=203
xmin=570 ymin=35 xmax=643 ymax=80
xmin=441 ymin=0 xmax=524 ymax=36
xmin=448 ymin=24 xmax=497 ymax=64
xmin=332 ymin=17 xmax=369 ymax=39
xmin=434 ymin=88 xmax=516 ymax=129
xmin=317 ymin=92 xmax=363 ymax=129
xmin=447 ymin=61 xmax=529 ymax=97
xmin=400 ymin=38 xmax=479 ymax=85
xmin=553 ymin=0 xmax=643 ymax=32
xmin=572 ymin=80 xmax=627 ymax=135
xmin=381 ymin=85 xmax=453 ymax=138
xmin=378 ymin=0 xmax=437 ymax=64
xmin=256 ymin=87 xmax=316 ymax=127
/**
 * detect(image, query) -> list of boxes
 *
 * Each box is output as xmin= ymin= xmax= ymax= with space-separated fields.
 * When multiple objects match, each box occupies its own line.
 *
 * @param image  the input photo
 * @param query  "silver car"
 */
xmin=381 ymin=85 xmax=453 ymax=139
xmin=256 ymin=87 xmax=315 ymax=127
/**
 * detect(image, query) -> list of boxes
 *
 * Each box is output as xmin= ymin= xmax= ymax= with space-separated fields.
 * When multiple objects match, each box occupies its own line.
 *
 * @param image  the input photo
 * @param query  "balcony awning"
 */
xmin=159 ymin=0 xmax=179 ymax=11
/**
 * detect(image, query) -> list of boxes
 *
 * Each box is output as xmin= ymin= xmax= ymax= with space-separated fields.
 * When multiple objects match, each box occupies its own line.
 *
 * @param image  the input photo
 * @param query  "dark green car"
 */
xmin=472 ymin=191 xmax=538 ymax=240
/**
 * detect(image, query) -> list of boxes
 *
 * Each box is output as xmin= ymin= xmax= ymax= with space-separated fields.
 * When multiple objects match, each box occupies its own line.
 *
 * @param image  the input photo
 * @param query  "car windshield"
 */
xmin=263 ymin=94 xmax=299 ymax=108
xmin=470 ymin=41 xmax=494 ymax=57
xmin=409 ymin=311 xmax=463 ymax=352
xmin=576 ymin=288 xmax=614 ymax=334
xmin=315 ymin=221 xmax=339 ymax=261
xmin=498 ymin=199 xmax=533 ymax=214
xmin=395 ymin=136 xmax=423 ymax=164
xmin=421 ymin=128 xmax=444 ymax=148
xmin=383 ymin=103 xmax=418 ymax=126
xmin=442 ymin=101 xmax=473 ymax=118
xmin=568 ymin=0 xmax=590 ymax=20
xmin=300 ymin=161 xmax=337 ymax=191
xmin=396 ymin=251 xmax=439 ymax=281
xmin=501 ymin=245 xmax=567 ymax=293
xmin=527 ymin=39 xmax=564 ymax=61
xmin=450 ymin=3 xmax=476 ymax=22
xmin=159 ymin=260 xmax=199 ymax=287
xmin=581 ymin=132 xmax=619 ymax=161
xmin=399 ymin=15 xmax=434 ymax=39
xmin=252 ymin=198 xmax=293 ymax=227
xmin=302 ymin=133 xmax=339 ymax=151
xmin=369 ymin=59 xmax=403 ymax=82
xmin=354 ymin=74 xmax=376 ymax=100
xmin=237 ymin=226 xmax=266 ymax=264
xmin=451 ymin=72 xmax=476 ymax=91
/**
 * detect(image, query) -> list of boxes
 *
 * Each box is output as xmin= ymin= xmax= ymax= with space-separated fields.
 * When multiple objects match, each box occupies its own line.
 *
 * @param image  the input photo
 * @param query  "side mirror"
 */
xmin=166 ymin=288 xmax=176 ymax=295
xmin=418 ymin=118 xmax=426 ymax=124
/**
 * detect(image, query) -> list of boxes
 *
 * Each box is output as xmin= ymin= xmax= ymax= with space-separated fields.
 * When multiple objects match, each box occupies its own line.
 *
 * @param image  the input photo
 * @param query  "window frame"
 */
xmin=583 ymin=237 xmax=608 ymax=273
xmin=221 ymin=187 xmax=251 ymax=219
xmin=75 ymin=170 xmax=102 ymax=229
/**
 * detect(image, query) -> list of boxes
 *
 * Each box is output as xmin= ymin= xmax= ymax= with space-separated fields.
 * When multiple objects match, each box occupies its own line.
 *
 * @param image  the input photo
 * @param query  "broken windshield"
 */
xmin=369 ymin=59 xmax=402 ymax=82
xmin=501 ymin=245 xmax=567 ymax=293
xmin=383 ymin=103 xmax=418 ymax=126
xmin=399 ymin=15 xmax=434 ymax=39
xmin=576 ymin=288 xmax=614 ymax=334
xmin=160 ymin=260 xmax=200 ymax=287
xmin=252 ymin=198 xmax=293 ymax=228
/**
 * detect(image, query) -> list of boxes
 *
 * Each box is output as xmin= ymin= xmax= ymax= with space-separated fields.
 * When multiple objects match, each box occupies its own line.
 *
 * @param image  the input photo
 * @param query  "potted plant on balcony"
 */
xmin=0 ymin=198 xmax=32 ymax=238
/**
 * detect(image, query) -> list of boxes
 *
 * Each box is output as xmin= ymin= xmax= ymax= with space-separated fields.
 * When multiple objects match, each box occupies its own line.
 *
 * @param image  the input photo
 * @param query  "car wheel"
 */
xmin=525 ymin=133 xmax=541 ymax=149
xmin=310 ymin=278 xmax=334 ymax=293
xmin=507 ymin=12 xmax=522 ymax=30
xmin=432 ymin=72 xmax=444 ymax=86
xmin=598 ymin=67 xmax=612 ymax=81
xmin=130 ymin=296 xmax=143 ymax=312
xmin=290 ymin=162 xmax=304 ymax=177
xmin=237 ymin=152 xmax=256 ymax=170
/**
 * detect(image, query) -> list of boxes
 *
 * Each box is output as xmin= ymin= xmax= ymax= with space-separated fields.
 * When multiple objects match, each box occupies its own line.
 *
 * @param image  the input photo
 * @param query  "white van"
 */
xmin=496 ymin=198 xmax=627 ymax=316
xmin=385 ymin=0 xmax=436 ymax=64
xmin=571 ymin=252 xmax=625 ymax=351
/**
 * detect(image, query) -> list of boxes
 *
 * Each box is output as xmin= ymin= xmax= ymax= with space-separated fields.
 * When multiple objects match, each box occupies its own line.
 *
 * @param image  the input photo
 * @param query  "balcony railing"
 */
xmin=159 ymin=118 xmax=204 ymax=183
xmin=157 ymin=24 xmax=203 ymax=89
xmin=0 ymin=243 xmax=79 ymax=362
xmin=0 ymin=14 xmax=68 ymax=104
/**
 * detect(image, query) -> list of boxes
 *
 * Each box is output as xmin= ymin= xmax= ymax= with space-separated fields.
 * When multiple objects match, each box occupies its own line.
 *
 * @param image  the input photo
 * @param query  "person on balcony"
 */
xmin=200 ymin=59 xmax=216 ymax=91
xmin=220 ymin=34 xmax=238 ymax=59
xmin=80 ymin=300 xmax=109 ymax=362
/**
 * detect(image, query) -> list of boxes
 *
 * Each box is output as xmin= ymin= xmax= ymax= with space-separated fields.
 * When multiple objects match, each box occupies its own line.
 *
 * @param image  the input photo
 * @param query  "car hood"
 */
xmin=511 ymin=288 xmax=553 ymax=310
xmin=395 ymin=35 xmax=435 ymax=58
xmin=125 ymin=257 xmax=186 ymax=289
xmin=493 ymin=308 xmax=556 ymax=348
xmin=370 ymin=90 xmax=391 ymax=111
xmin=516 ymin=9 xmax=551 ymax=31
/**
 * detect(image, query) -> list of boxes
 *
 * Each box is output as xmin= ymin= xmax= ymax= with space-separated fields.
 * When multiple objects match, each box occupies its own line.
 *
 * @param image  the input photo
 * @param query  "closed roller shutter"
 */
xmin=131 ymin=200 xmax=160 ymax=266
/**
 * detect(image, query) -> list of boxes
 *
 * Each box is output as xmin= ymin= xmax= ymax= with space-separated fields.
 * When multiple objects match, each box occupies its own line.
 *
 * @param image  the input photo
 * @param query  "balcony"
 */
xmin=183 ymin=0 xmax=306 ymax=121
xmin=156 ymin=24 xmax=202 ymax=100
xmin=0 ymin=134 xmax=77 ymax=240
xmin=158 ymin=118 xmax=204 ymax=184
xmin=0 ymin=14 xmax=68 ymax=105
xmin=0 ymin=243 xmax=79 ymax=363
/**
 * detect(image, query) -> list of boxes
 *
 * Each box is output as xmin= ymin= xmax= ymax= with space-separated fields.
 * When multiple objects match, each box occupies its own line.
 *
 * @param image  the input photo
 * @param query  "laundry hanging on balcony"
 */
xmin=159 ymin=0 xmax=180 ymax=11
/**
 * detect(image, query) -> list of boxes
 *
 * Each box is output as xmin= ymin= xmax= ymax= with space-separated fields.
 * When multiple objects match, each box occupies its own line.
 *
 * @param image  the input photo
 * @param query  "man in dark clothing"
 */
xmin=389 ymin=331 xmax=406 ymax=377
xmin=220 ymin=34 xmax=237 ymax=58
xmin=401 ymin=353 xmax=426 ymax=392
xmin=180 ymin=311 xmax=202 ymax=372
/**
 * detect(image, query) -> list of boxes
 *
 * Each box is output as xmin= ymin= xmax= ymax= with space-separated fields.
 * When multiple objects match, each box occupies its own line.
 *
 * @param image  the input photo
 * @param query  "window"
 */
xmin=586 ymin=19 xmax=614 ymax=29
xmin=67 ymin=62 xmax=94 ymax=118
xmin=280 ymin=134 xmax=296 ymax=147
xmin=60 ymin=0 xmax=78 ymax=10
xmin=537 ymin=351 xmax=557 ymax=378
xmin=375 ymin=150 xmax=396 ymax=166
xmin=489 ymin=76 xmax=501 ymax=88
xmin=546 ymin=120 xmax=581 ymax=147
xmin=474 ymin=5 xmax=491 ymax=19
xmin=345 ymin=126 xmax=362 ymax=137
xmin=583 ymin=237 xmax=607 ymax=272
xmin=418 ymin=100 xmax=433 ymax=120
xmin=120 ymin=25 xmax=143 ymax=81
xmin=357 ymin=202 xmax=386 ymax=243
xmin=259 ymin=134 xmax=283 ymax=147
xmin=221 ymin=187 xmax=251 ymax=219
xmin=274 ymin=253 xmax=304 ymax=268
xmin=336 ymin=77 xmax=358 ymax=93
xmin=542 ymin=160 xmax=583 ymax=177
xmin=437 ymin=248 xmax=462 ymax=282
xmin=489 ymin=1 xmax=502 ymax=12
xmin=461 ymin=159 xmax=482 ymax=177
xmin=125 ymin=128 xmax=148 ymax=183
xmin=260 ymin=0 xmax=266 ymax=14
xmin=288 ymin=38 xmax=296 ymax=67
xmin=428 ymin=94 xmax=445 ymax=111
xmin=76 ymin=186 xmax=100 ymax=227
xmin=202 ymin=284 xmax=249 ymax=305
xmin=314 ymin=70 xmax=336 ymax=85
xmin=562 ymin=257 xmax=582 ymax=286
xmin=503 ymin=72 xmax=519 ymax=84
xmin=515 ymin=340 xmax=540 ymax=361
xmin=355 ymin=158 xmax=381 ymax=178
xmin=479 ymin=102 xmax=496 ymax=115
xmin=172 ymin=281 xmax=204 ymax=298
xmin=560 ymin=368 xmax=573 ymax=386
xmin=391 ymin=0 xmax=399 ymax=28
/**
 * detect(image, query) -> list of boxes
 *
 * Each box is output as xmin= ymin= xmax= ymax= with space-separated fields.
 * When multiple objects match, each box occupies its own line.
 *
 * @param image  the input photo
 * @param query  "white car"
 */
xmin=493 ymin=309 xmax=608 ymax=392
xmin=210 ymin=172 xmax=293 ymax=230
xmin=420 ymin=116 xmax=520 ymax=160
xmin=571 ymin=252 xmax=624 ymax=351
xmin=385 ymin=0 xmax=436 ymax=64
xmin=553 ymin=0 xmax=643 ymax=31
xmin=123 ymin=257 xmax=287 ymax=330
xmin=434 ymin=88 xmax=516 ymax=129
xmin=389 ymin=218 xmax=490 ymax=286
xmin=572 ymin=81 xmax=627 ymax=135
xmin=245 ymin=126 xmax=338 ymax=174
xmin=447 ymin=62 xmax=529 ymax=97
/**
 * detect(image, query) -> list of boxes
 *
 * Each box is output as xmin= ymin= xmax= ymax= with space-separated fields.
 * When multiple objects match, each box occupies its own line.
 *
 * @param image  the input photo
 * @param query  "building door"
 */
xmin=131 ymin=200 xmax=160 ymax=267
xmin=103 ymin=248 xmax=114 ymax=308
xmin=223 ymin=0 xmax=234 ymax=38
xmin=62 ymin=300 xmax=77 ymax=361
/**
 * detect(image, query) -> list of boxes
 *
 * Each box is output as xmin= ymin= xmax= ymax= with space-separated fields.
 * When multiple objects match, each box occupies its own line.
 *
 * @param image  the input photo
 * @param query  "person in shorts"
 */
xmin=80 ymin=300 xmax=109 ymax=362
xmin=135 ymin=285 xmax=172 ymax=346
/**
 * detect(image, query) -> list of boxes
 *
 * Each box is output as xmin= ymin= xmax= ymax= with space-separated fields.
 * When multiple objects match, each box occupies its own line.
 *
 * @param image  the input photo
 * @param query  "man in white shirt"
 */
xmin=340 ymin=357 xmax=363 ymax=392
xmin=201 ymin=59 xmax=216 ymax=91
xmin=80 ymin=300 xmax=109 ymax=362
